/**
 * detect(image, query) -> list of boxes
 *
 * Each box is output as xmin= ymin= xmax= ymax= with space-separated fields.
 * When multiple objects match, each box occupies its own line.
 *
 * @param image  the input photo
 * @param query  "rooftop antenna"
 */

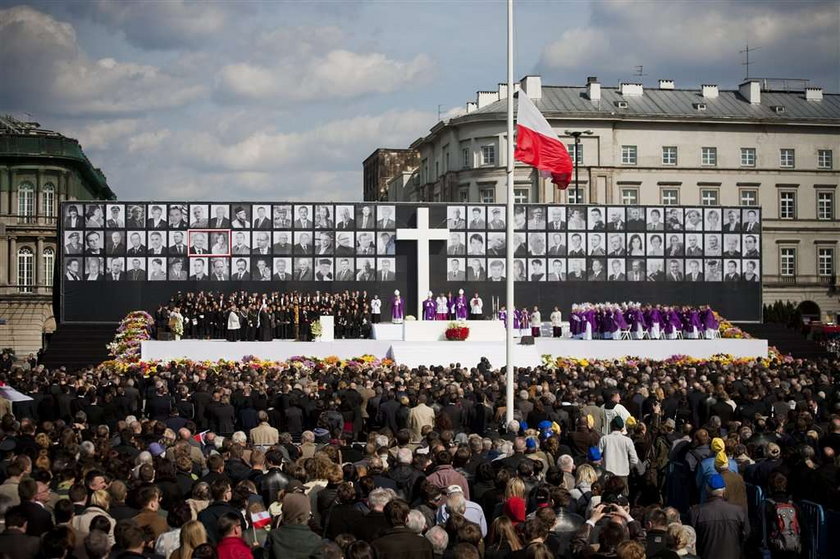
xmin=740 ymin=43 xmax=760 ymax=80
xmin=437 ymin=104 xmax=443 ymax=121
xmin=633 ymin=65 xmax=648 ymax=79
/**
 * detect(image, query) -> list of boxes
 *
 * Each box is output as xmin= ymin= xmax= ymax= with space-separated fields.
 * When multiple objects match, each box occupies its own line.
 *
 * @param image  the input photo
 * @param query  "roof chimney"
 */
xmin=739 ymin=80 xmax=761 ymax=104
xmin=520 ymin=75 xmax=542 ymax=99
xmin=805 ymin=87 xmax=823 ymax=101
xmin=619 ymin=82 xmax=644 ymax=97
xmin=658 ymin=79 xmax=675 ymax=90
xmin=466 ymin=101 xmax=477 ymax=114
xmin=587 ymin=76 xmax=601 ymax=101
xmin=498 ymin=83 xmax=509 ymax=100
xmin=476 ymin=90 xmax=499 ymax=109
xmin=701 ymin=84 xmax=719 ymax=99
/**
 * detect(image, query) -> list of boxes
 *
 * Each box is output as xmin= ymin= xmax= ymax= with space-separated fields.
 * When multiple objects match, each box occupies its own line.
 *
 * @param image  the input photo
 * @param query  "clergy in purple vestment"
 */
xmin=391 ymin=290 xmax=405 ymax=323
xmin=614 ymin=309 xmax=628 ymax=331
xmin=648 ymin=307 xmax=663 ymax=339
xmin=687 ymin=309 xmax=702 ymax=339
xmin=455 ymin=289 xmax=469 ymax=320
xmin=513 ymin=308 xmax=521 ymax=329
xmin=422 ymin=292 xmax=437 ymax=320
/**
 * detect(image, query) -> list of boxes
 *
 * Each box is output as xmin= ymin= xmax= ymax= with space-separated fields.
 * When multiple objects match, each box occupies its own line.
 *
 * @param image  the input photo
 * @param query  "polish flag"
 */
xmin=514 ymin=93 xmax=573 ymax=188
xmin=251 ymin=510 xmax=271 ymax=529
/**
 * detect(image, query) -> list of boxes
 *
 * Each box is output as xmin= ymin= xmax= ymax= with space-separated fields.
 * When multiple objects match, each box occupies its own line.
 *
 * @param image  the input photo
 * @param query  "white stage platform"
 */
xmin=372 ymin=320 xmax=506 ymax=342
xmin=141 ymin=337 xmax=767 ymax=368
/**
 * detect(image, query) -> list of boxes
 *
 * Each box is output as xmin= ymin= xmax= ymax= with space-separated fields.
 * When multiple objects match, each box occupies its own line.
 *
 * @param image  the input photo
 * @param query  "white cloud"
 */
xmin=0 ymin=6 xmax=205 ymax=116
xmin=70 ymin=119 xmax=139 ymax=150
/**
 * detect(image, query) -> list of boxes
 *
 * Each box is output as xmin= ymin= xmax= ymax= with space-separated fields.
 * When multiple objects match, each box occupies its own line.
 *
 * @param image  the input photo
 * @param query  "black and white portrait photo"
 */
xmin=447 ymin=232 xmax=466 ymax=255
xmin=334 ymin=232 xmax=355 ymax=256
xmin=467 ymin=232 xmax=486 ymax=256
xmin=665 ymin=207 xmax=683 ymax=231
xmin=356 ymin=257 xmax=376 ymax=281
xmin=187 ymin=257 xmax=207 ymax=281
xmin=377 ymin=257 xmax=396 ymax=281
xmin=314 ymin=231 xmax=334 ymax=256
xmin=84 ymin=257 xmax=104 ymax=281
xmin=547 ymin=258 xmax=566 ymax=281
xmin=704 ymin=208 xmax=722 ymax=231
xmin=646 ymin=234 xmax=664 ymax=256
xmin=447 ymin=206 xmax=466 ymax=229
xmin=567 ymin=258 xmax=586 ymax=280
xmin=125 ymin=204 xmax=145 ymax=228
xmin=106 ymin=204 xmax=125 ymax=228
xmin=206 ymin=257 xmax=228 ymax=281
xmin=127 ymin=257 xmax=147 ymax=281
xmin=608 ymin=259 xmax=626 ymax=281
xmin=106 ymin=257 xmax=125 ymax=281
xmin=587 ymin=233 xmax=605 ymax=256
xmin=724 ymin=259 xmax=741 ymax=281
xmin=723 ymin=234 xmax=741 ymax=257
xmin=293 ymin=231 xmax=314 ymax=255
xmin=209 ymin=204 xmax=231 ymax=228
xmin=168 ymin=257 xmax=188 ymax=280
xmin=606 ymin=207 xmax=626 ymax=231
xmin=146 ymin=204 xmax=167 ymax=229
xmin=167 ymin=204 xmax=188 ymax=229
xmin=272 ymin=257 xmax=293 ymax=281
xmin=486 ymin=232 xmax=506 ymax=256
xmin=588 ymin=207 xmax=605 ymax=230
xmin=377 ymin=205 xmax=396 ymax=229
xmin=146 ymin=231 xmax=168 ymax=256
xmin=314 ymin=258 xmax=334 ymax=281
xmin=334 ymin=257 xmax=355 ymax=281
xmin=684 ymin=233 xmax=704 ymax=257
xmin=293 ymin=205 xmax=313 ymax=229
xmin=335 ymin=205 xmax=355 ymax=229
xmin=230 ymin=257 xmax=251 ymax=281
xmin=356 ymin=205 xmax=375 ymax=229
xmin=487 ymin=207 xmax=506 ymax=229
xmin=684 ymin=209 xmax=703 ymax=231
xmin=705 ymin=259 xmax=722 ymax=281
xmin=168 ymin=231 xmax=188 ymax=256
xmin=64 ymin=257 xmax=82 ymax=281
xmin=607 ymin=234 xmax=626 ymax=257
xmin=231 ymin=206 xmax=251 ymax=229
xmin=271 ymin=231 xmax=290 ymax=255
xmin=646 ymin=207 xmax=665 ymax=231
xmin=84 ymin=230 xmax=104 ymax=255
xmin=188 ymin=231 xmax=210 ymax=255
xmin=64 ymin=204 xmax=83 ymax=228
xmin=293 ymin=258 xmax=313 ymax=281
xmin=547 ymin=206 xmax=566 ymax=231
xmin=377 ymin=231 xmax=395 ymax=255
xmin=249 ymin=257 xmax=270 ymax=280
xmin=252 ymin=204 xmax=272 ymax=229
xmin=231 ymin=231 xmax=252 ymax=255
xmin=447 ymin=258 xmax=466 ymax=281
xmin=85 ymin=204 xmax=105 ymax=228
xmin=742 ymin=209 xmax=761 ymax=233
xmin=685 ymin=259 xmax=704 ymax=282
xmin=529 ymin=258 xmax=546 ymax=281
xmin=547 ymin=232 xmax=566 ymax=256
xmin=272 ymin=204 xmax=292 ymax=229
xmin=527 ymin=206 xmax=546 ymax=230
xmin=251 ymin=231 xmax=272 ymax=255
xmin=467 ymin=258 xmax=486 ymax=281
xmin=64 ymin=231 xmax=84 ymax=255
xmin=355 ymin=232 xmax=375 ymax=255
xmin=487 ymin=259 xmax=505 ymax=281
xmin=148 ymin=258 xmax=167 ymax=281
xmin=188 ymin=204 xmax=209 ymax=228
xmin=704 ymin=234 xmax=722 ymax=257
xmin=467 ymin=206 xmax=486 ymax=229
xmin=314 ymin=205 xmax=334 ymax=229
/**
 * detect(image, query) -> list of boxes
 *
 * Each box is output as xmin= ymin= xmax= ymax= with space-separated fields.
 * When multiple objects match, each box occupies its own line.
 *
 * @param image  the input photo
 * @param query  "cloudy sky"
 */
xmin=1 ymin=0 xmax=837 ymax=201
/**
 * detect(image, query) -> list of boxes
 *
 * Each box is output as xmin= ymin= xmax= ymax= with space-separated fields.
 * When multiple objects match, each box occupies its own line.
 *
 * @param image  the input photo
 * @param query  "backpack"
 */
xmin=574 ymin=490 xmax=593 ymax=515
xmin=767 ymin=499 xmax=801 ymax=553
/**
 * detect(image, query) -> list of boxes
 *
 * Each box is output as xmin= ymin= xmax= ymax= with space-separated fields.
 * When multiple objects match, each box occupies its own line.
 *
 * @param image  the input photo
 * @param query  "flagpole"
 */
xmin=504 ymin=0 xmax=515 ymax=428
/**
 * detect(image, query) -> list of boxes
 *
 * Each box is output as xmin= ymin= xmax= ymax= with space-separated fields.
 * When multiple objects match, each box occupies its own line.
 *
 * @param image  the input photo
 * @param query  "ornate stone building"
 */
xmin=0 ymin=115 xmax=114 ymax=355
xmin=377 ymin=76 xmax=840 ymax=320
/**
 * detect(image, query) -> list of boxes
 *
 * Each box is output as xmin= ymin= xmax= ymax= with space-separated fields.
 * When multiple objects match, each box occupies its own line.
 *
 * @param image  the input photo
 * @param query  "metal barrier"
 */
xmin=746 ymin=483 xmax=767 ymax=552
xmin=799 ymin=500 xmax=825 ymax=559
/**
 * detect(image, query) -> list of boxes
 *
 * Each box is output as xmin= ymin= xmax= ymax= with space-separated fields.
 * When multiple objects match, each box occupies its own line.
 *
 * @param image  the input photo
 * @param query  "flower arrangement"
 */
xmin=107 ymin=311 xmax=154 ymax=363
xmin=716 ymin=312 xmax=752 ymax=339
xmin=544 ymin=351 xmax=780 ymax=370
xmin=445 ymin=321 xmax=469 ymax=341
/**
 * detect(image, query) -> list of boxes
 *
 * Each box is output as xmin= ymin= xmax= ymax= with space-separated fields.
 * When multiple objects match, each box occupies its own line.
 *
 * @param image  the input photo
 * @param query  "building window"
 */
xmin=514 ymin=186 xmax=530 ymax=204
xmin=567 ymin=187 xmax=585 ymax=204
xmin=43 ymin=247 xmax=55 ymax=287
xmin=660 ymin=189 xmax=679 ymax=206
xmin=42 ymin=183 xmax=56 ymax=217
xmin=17 ymin=247 xmax=34 ymax=293
xmin=700 ymin=189 xmax=719 ymax=206
xmin=739 ymin=189 xmax=758 ymax=206
xmin=780 ymin=247 xmax=796 ymax=277
xmin=462 ymin=147 xmax=470 ymax=169
xmin=479 ymin=186 xmax=495 ymax=203
xmin=818 ymin=247 xmax=834 ymax=277
xmin=662 ymin=146 xmax=677 ymax=166
xmin=567 ymin=143 xmax=583 ymax=165
xmin=421 ymin=159 xmax=428 ymax=184
xmin=740 ymin=147 xmax=756 ymax=167
xmin=780 ymin=148 xmax=795 ymax=168
xmin=435 ymin=161 xmax=439 ymax=178
xmin=458 ymin=187 xmax=469 ymax=203
xmin=817 ymin=191 xmax=835 ymax=221
xmin=480 ymin=145 xmax=496 ymax=166
xmin=701 ymin=147 xmax=717 ymax=166
xmin=620 ymin=188 xmax=639 ymax=205
xmin=442 ymin=145 xmax=449 ymax=173
xmin=779 ymin=191 xmax=796 ymax=219
xmin=17 ymin=181 xmax=34 ymax=218
xmin=621 ymin=145 xmax=637 ymax=165
xmin=818 ymin=149 xmax=833 ymax=169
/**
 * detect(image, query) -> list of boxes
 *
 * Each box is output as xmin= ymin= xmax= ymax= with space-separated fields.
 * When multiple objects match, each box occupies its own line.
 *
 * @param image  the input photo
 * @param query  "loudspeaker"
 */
xmin=520 ymin=336 xmax=534 ymax=345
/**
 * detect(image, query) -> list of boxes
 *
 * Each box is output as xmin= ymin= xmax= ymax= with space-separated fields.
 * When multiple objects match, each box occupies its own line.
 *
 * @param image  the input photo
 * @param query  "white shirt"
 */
xmin=550 ymin=310 xmax=563 ymax=326
xmin=436 ymin=297 xmax=449 ymax=313
xmin=531 ymin=311 xmax=541 ymax=324
xmin=227 ymin=311 xmax=241 ymax=329
xmin=470 ymin=297 xmax=483 ymax=314
xmin=370 ymin=298 xmax=381 ymax=314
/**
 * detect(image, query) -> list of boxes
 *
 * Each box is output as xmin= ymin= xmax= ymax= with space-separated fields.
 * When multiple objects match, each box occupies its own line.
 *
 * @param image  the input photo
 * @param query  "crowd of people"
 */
xmin=156 ymin=291 xmax=379 ymax=342
xmin=0 ymin=346 xmax=836 ymax=559
xmin=568 ymin=304 xmax=720 ymax=341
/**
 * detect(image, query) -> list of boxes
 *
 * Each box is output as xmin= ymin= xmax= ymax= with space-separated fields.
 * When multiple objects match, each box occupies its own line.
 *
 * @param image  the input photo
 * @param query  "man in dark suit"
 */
xmin=211 ymin=206 xmax=231 ymax=229
xmin=743 ymin=235 xmax=760 ymax=258
xmin=447 ymin=260 xmax=464 ymax=281
xmin=273 ymin=259 xmax=291 ymax=281
xmin=169 ymin=231 xmax=188 ymax=255
xmin=294 ymin=206 xmax=313 ymax=229
xmin=294 ymin=259 xmax=313 ymax=281
xmin=547 ymin=233 xmax=566 ymax=256
xmin=548 ymin=259 xmax=565 ymax=281
xmin=627 ymin=260 xmax=645 ymax=282
xmin=547 ymin=208 xmax=565 ymax=231
xmin=148 ymin=232 xmax=168 ymax=256
xmin=190 ymin=259 xmax=207 ymax=281
xmin=107 ymin=258 xmax=125 ymax=281
xmin=293 ymin=232 xmax=313 ymax=255
xmin=64 ymin=205 xmax=82 ymax=228
xmin=724 ymin=261 xmax=740 ymax=282
xmin=335 ymin=233 xmax=354 ymax=256
xmin=231 ymin=259 xmax=249 ymax=281
xmin=723 ymin=210 xmax=741 ymax=232
xmin=17 ymin=478 xmax=53 ymax=536
xmin=447 ymin=233 xmax=466 ymax=256
xmin=647 ymin=262 xmax=665 ymax=282
xmin=358 ymin=206 xmax=375 ymax=229
xmin=210 ymin=259 xmax=229 ymax=281
xmin=589 ymin=209 xmax=605 ymax=231
xmin=105 ymin=231 xmax=125 ymax=255
xmin=377 ymin=206 xmax=396 ymax=229
xmin=190 ymin=233 xmax=209 ymax=255
xmin=467 ymin=259 xmax=485 ymax=281
xmin=127 ymin=259 xmax=145 ymax=281
xmin=568 ymin=234 xmax=585 ymax=257
xmin=567 ymin=260 xmax=586 ymax=280
xmin=608 ymin=260 xmax=626 ymax=281
xmin=336 ymin=207 xmax=355 ymax=230
xmin=273 ymin=206 xmax=292 ymax=229
xmin=588 ymin=260 xmax=606 ymax=281
xmin=686 ymin=260 xmax=704 ymax=281
xmin=252 ymin=206 xmax=271 ymax=230
xmin=378 ymin=259 xmax=396 ymax=281
xmin=146 ymin=205 xmax=166 ymax=229
xmin=626 ymin=207 xmax=645 ymax=231
xmin=743 ymin=210 xmax=761 ymax=233
xmin=685 ymin=235 xmax=703 ymax=256
xmin=126 ymin=206 xmax=145 ymax=228
xmin=0 ymin=506 xmax=41 ymax=557
xmin=667 ymin=260 xmax=684 ymax=282
xmin=335 ymin=258 xmax=354 ymax=281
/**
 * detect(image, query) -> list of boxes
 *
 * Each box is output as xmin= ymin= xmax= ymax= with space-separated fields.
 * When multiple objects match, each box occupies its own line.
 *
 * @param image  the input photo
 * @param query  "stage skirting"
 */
xmin=372 ymin=321 xmax=506 ymax=342
xmin=141 ymin=338 xmax=768 ymax=368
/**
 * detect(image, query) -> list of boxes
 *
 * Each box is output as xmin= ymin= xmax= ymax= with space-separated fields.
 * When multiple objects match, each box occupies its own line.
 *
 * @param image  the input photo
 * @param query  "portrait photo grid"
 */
xmin=61 ymin=202 xmax=760 ymax=285
xmin=61 ymin=202 xmax=398 ymax=283
xmin=444 ymin=204 xmax=761 ymax=283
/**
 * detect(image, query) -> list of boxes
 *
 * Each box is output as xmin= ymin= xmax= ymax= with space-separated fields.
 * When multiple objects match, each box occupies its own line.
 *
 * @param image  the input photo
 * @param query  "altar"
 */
xmin=372 ymin=320 xmax=506 ymax=342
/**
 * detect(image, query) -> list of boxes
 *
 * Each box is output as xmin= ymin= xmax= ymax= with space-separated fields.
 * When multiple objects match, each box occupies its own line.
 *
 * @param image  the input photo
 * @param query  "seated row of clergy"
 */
xmin=569 ymin=302 xmax=720 ymax=341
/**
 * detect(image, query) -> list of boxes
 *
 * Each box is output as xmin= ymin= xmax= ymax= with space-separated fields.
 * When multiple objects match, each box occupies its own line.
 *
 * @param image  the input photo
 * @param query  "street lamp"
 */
xmin=564 ymin=129 xmax=593 ymax=204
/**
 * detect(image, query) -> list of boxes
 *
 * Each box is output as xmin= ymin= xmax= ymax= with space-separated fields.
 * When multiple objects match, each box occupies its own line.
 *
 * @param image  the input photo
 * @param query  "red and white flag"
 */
xmin=514 ymin=92 xmax=573 ymax=188
xmin=251 ymin=510 xmax=271 ymax=529
xmin=193 ymin=430 xmax=208 ymax=445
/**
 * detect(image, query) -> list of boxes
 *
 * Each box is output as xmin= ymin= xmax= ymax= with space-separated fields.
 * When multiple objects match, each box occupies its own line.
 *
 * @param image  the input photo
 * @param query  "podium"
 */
xmin=318 ymin=315 xmax=335 ymax=342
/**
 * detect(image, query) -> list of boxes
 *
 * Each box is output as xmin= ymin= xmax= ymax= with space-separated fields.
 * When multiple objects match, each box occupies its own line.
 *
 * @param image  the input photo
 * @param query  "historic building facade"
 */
xmin=0 ymin=116 xmax=114 ymax=355
xmin=378 ymin=76 xmax=840 ymax=319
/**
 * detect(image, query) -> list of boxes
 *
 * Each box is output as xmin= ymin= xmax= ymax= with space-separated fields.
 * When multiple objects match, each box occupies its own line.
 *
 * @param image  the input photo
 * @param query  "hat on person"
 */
xmin=767 ymin=442 xmax=781 ymax=458
xmin=625 ymin=416 xmax=637 ymax=428
xmin=714 ymin=451 xmax=729 ymax=469
xmin=587 ymin=446 xmax=602 ymax=462
xmin=313 ymin=428 xmax=330 ymax=443
xmin=148 ymin=443 xmax=165 ymax=457
xmin=708 ymin=474 xmax=726 ymax=491
xmin=503 ymin=497 xmax=526 ymax=524
xmin=282 ymin=493 xmax=311 ymax=524
xmin=525 ymin=438 xmax=537 ymax=450
xmin=664 ymin=418 xmax=676 ymax=429
xmin=610 ymin=416 xmax=624 ymax=431
xmin=711 ymin=437 xmax=725 ymax=453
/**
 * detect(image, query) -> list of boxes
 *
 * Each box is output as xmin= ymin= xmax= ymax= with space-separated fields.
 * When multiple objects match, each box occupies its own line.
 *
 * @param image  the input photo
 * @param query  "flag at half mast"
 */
xmin=514 ymin=92 xmax=574 ymax=188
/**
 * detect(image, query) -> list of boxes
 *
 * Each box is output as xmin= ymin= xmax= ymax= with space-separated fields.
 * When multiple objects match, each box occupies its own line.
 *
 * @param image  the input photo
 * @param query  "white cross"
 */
xmin=397 ymin=207 xmax=450 ymax=317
